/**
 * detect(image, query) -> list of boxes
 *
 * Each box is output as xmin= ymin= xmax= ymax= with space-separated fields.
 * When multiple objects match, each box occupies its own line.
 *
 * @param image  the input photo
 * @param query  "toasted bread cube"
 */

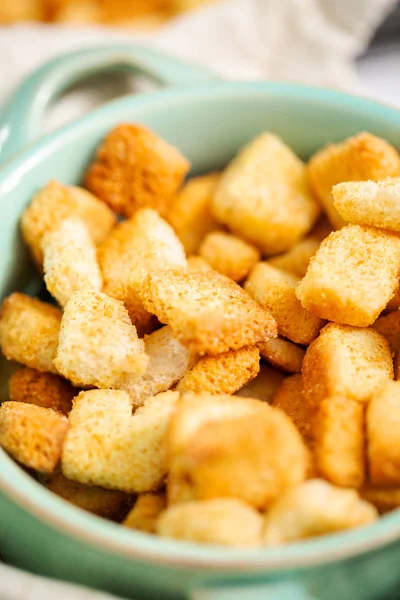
xmin=313 ymin=397 xmax=365 ymax=488
xmin=273 ymin=374 xmax=312 ymax=442
xmin=384 ymin=286 xmax=400 ymax=313
xmin=297 ymin=225 xmax=400 ymax=327
xmin=367 ymin=381 xmax=400 ymax=485
xmin=8 ymin=368 xmax=75 ymax=415
xmin=176 ymin=346 xmax=260 ymax=395
xmin=268 ymin=237 xmax=321 ymax=279
xmin=123 ymin=493 xmax=166 ymax=533
xmin=119 ymin=326 xmax=190 ymax=408
xmin=212 ymin=133 xmax=320 ymax=254
xmin=309 ymin=216 xmax=334 ymax=242
xmin=0 ymin=293 xmax=61 ymax=374
xmin=373 ymin=310 xmax=400 ymax=352
xmin=62 ymin=390 xmax=179 ymax=493
xmin=140 ymin=270 xmax=277 ymax=356
xmin=167 ymin=173 xmax=221 ymax=254
xmin=245 ymin=263 xmax=323 ymax=344
xmin=258 ymin=337 xmax=305 ymax=373
xmin=263 ymin=479 xmax=377 ymax=545
xmin=332 ymin=178 xmax=400 ymax=233
xmin=199 ymin=232 xmax=260 ymax=282
xmin=306 ymin=132 xmax=400 ymax=229
xmin=236 ymin=364 xmax=284 ymax=404
xmin=42 ymin=217 xmax=102 ymax=307
xmin=84 ymin=124 xmax=190 ymax=218
xmin=0 ymin=401 xmax=68 ymax=473
xmin=42 ymin=468 xmax=133 ymax=521
xmin=157 ymin=498 xmax=262 ymax=547
xmin=98 ymin=208 xmax=186 ymax=331
xmin=302 ymin=324 xmax=393 ymax=407
xmin=54 ymin=291 xmax=148 ymax=388
xmin=21 ymin=180 xmax=116 ymax=269
xmin=360 ymin=486 xmax=400 ymax=513
xmin=186 ymin=256 xmax=213 ymax=273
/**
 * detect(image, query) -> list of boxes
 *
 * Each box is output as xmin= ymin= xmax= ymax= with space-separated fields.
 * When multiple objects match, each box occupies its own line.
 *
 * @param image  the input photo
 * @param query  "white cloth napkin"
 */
xmin=0 ymin=0 xmax=397 ymax=598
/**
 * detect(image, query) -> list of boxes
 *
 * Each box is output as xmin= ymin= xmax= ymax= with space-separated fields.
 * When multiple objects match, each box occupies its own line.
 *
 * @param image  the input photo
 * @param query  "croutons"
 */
xmin=62 ymin=390 xmax=179 ymax=493
xmin=21 ymin=180 xmax=116 ymax=269
xmin=212 ymin=133 xmax=320 ymax=254
xmin=302 ymin=324 xmax=393 ymax=407
xmin=98 ymin=208 xmax=186 ymax=331
xmin=140 ymin=270 xmax=277 ymax=356
xmin=373 ymin=310 xmax=400 ymax=352
xmin=176 ymin=346 xmax=260 ymax=395
xmin=360 ymin=486 xmax=400 ymax=514
xmin=273 ymin=374 xmax=312 ymax=443
xmin=0 ymin=401 xmax=68 ymax=473
xmin=258 ymin=337 xmax=305 ymax=373
xmin=236 ymin=364 xmax=284 ymax=404
xmin=306 ymin=132 xmax=400 ymax=229
xmin=167 ymin=173 xmax=221 ymax=254
xmin=313 ymin=396 xmax=365 ymax=488
xmin=120 ymin=326 xmax=190 ymax=408
xmin=8 ymin=368 xmax=75 ymax=415
xmin=245 ymin=263 xmax=323 ymax=345
xmin=198 ymin=232 xmax=260 ymax=282
xmin=42 ymin=468 xmax=133 ymax=521
xmin=42 ymin=217 xmax=102 ymax=307
xmin=263 ymin=479 xmax=377 ymax=545
xmin=54 ymin=291 xmax=148 ymax=388
xmin=186 ymin=256 xmax=213 ymax=273
xmin=297 ymin=225 xmax=400 ymax=327
xmin=84 ymin=124 xmax=190 ymax=218
xmin=269 ymin=237 xmax=321 ymax=279
xmin=367 ymin=381 xmax=400 ymax=485
xmin=0 ymin=293 xmax=61 ymax=374
xmin=123 ymin=493 xmax=166 ymax=533
xmin=157 ymin=498 xmax=263 ymax=547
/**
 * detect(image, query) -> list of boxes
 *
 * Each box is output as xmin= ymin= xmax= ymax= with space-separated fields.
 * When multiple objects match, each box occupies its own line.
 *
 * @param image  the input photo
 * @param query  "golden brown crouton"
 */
xmin=123 ymin=492 xmax=166 ymax=533
xmin=21 ymin=180 xmax=116 ymax=269
xmin=62 ymin=390 xmax=179 ymax=493
xmin=302 ymin=323 xmax=393 ymax=407
xmin=235 ymin=364 xmax=284 ymax=404
xmin=186 ymin=256 xmax=213 ymax=273
xmin=140 ymin=270 xmax=277 ymax=356
xmin=170 ymin=407 xmax=310 ymax=509
xmin=84 ymin=124 xmax=190 ymax=218
xmin=332 ymin=178 xmax=400 ymax=233
xmin=167 ymin=173 xmax=221 ymax=254
xmin=258 ymin=337 xmax=305 ymax=373
xmin=245 ymin=263 xmax=323 ymax=345
xmin=384 ymin=287 xmax=400 ymax=313
xmin=42 ymin=468 xmax=133 ymax=521
xmin=119 ymin=326 xmax=190 ymax=408
xmin=98 ymin=208 xmax=186 ymax=331
xmin=373 ymin=310 xmax=400 ymax=352
xmin=212 ymin=133 xmax=320 ymax=254
xmin=360 ymin=486 xmax=400 ymax=513
xmin=297 ymin=225 xmax=400 ymax=327
xmin=0 ymin=293 xmax=61 ymax=374
xmin=273 ymin=374 xmax=312 ymax=443
xmin=306 ymin=132 xmax=400 ymax=229
xmin=198 ymin=232 xmax=260 ymax=282
xmin=0 ymin=401 xmax=68 ymax=473
xmin=367 ymin=380 xmax=400 ymax=485
xmin=176 ymin=346 xmax=260 ymax=395
xmin=54 ymin=291 xmax=148 ymax=388
xmin=42 ymin=217 xmax=102 ymax=307
xmin=313 ymin=396 xmax=365 ymax=488
xmin=8 ymin=368 xmax=75 ymax=415
xmin=157 ymin=498 xmax=262 ymax=547
xmin=263 ymin=479 xmax=377 ymax=545
xmin=268 ymin=237 xmax=321 ymax=279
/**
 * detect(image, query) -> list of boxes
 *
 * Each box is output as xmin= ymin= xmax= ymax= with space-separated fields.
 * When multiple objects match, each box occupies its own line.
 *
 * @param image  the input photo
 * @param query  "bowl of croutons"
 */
xmin=1 ymin=44 xmax=400 ymax=600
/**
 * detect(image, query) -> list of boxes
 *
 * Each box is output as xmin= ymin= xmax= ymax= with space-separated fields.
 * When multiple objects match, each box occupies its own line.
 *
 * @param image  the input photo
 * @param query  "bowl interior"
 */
xmin=2 ymin=81 xmax=400 ymax=568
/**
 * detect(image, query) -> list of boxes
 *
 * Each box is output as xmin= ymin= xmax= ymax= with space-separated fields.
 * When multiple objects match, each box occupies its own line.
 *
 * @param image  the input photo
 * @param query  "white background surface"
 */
xmin=358 ymin=46 xmax=400 ymax=107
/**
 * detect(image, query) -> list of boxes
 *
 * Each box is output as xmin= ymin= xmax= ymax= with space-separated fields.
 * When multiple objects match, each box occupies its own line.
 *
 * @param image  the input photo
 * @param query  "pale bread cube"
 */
xmin=297 ymin=225 xmax=400 ymax=327
xmin=8 ymin=367 xmax=75 ymax=415
xmin=123 ymin=493 xmax=166 ymax=533
xmin=306 ymin=132 xmax=400 ymax=229
xmin=258 ymin=337 xmax=305 ymax=373
xmin=235 ymin=364 xmax=284 ymax=404
xmin=273 ymin=374 xmax=312 ymax=443
xmin=268 ymin=237 xmax=321 ymax=279
xmin=54 ymin=291 xmax=148 ymax=388
xmin=199 ymin=232 xmax=260 ymax=282
xmin=245 ymin=263 xmax=323 ymax=344
xmin=0 ymin=293 xmax=61 ymax=374
xmin=212 ymin=133 xmax=320 ymax=254
xmin=62 ymin=389 xmax=179 ymax=493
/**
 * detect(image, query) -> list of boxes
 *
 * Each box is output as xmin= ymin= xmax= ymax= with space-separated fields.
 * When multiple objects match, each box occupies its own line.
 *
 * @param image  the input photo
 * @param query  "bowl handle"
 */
xmin=0 ymin=44 xmax=218 ymax=164
xmin=191 ymin=581 xmax=319 ymax=600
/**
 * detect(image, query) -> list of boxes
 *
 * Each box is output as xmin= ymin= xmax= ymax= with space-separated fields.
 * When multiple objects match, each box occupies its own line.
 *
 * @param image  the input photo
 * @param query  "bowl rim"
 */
xmin=2 ymin=80 xmax=400 ymax=571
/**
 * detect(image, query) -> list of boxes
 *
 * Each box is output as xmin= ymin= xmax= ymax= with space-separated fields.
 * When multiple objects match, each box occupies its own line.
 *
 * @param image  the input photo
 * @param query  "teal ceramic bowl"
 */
xmin=2 ymin=45 xmax=400 ymax=600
